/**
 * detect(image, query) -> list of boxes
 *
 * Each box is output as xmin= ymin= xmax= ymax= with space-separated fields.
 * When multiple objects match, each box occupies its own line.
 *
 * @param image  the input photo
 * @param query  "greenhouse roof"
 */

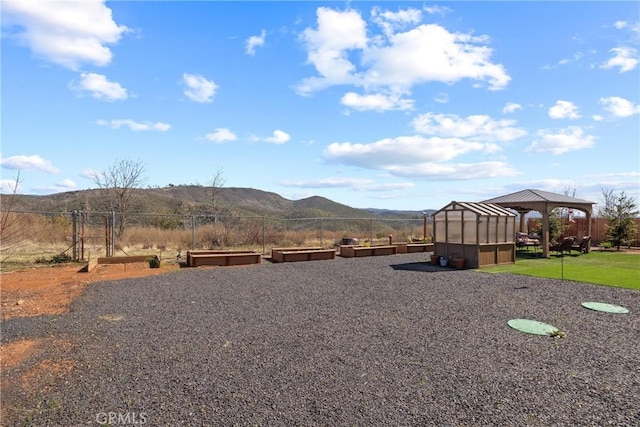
xmin=435 ymin=201 xmax=517 ymax=217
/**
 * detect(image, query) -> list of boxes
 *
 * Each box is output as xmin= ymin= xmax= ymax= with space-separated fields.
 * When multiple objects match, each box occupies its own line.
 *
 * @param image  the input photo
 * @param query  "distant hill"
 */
xmin=2 ymin=185 xmax=437 ymax=220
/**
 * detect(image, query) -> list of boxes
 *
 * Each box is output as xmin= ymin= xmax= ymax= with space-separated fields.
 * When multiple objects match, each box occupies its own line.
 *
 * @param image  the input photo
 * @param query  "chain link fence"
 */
xmin=1 ymin=210 xmax=432 ymax=264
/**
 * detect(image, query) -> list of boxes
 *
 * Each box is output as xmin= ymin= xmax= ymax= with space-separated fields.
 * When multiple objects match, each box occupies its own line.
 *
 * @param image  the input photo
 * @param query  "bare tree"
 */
xmin=93 ymin=158 xmax=147 ymax=236
xmin=209 ymin=168 xmax=226 ymax=224
xmin=0 ymin=172 xmax=27 ymax=261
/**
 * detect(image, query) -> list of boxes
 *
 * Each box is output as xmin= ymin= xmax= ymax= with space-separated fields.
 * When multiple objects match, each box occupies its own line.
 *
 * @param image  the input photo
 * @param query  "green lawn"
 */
xmin=480 ymin=251 xmax=640 ymax=290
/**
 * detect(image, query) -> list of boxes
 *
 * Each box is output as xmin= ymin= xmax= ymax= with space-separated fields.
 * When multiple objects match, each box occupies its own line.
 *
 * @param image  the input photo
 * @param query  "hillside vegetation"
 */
xmin=2 ymin=185 xmax=434 ymax=220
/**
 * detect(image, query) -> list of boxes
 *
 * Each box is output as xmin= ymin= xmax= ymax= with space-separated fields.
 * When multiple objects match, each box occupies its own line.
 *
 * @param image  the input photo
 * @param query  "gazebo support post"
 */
xmin=542 ymin=205 xmax=550 ymax=258
xmin=518 ymin=211 xmax=528 ymax=233
xmin=585 ymin=210 xmax=592 ymax=253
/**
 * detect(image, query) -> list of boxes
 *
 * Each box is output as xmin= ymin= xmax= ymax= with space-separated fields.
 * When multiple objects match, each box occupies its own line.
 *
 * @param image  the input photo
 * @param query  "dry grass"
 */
xmin=1 ymin=212 xmax=430 ymax=271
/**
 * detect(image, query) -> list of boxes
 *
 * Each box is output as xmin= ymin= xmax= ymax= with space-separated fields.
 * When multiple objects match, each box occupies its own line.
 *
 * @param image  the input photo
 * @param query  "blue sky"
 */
xmin=2 ymin=1 xmax=639 ymax=211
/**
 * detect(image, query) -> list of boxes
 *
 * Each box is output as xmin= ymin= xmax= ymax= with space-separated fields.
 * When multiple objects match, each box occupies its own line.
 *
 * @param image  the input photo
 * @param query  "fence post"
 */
xmin=81 ymin=211 xmax=85 ymax=261
xmin=370 ymin=217 xmax=374 ymax=243
xmin=191 ymin=215 xmax=195 ymax=250
xmin=111 ymin=211 xmax=116 ymax=256
xmin=262 ymin=216 xmax=266 ymax=254
xmin=72 ymin=210 xmax=78 ymax=261
xmin=320 ymin=218 xmax=324 ymax=247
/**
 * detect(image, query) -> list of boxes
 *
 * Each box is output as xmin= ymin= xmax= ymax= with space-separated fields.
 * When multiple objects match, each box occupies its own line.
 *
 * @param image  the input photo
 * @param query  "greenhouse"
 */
xmin=432 ymin=201 xmax=517 ymax=268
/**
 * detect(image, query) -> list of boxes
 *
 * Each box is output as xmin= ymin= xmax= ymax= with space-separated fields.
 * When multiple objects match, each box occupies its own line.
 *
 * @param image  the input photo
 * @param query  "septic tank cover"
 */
xmin=581 ymin=302 xmax=629 ymax=314
xmin=507 ymin=319 xmax=559 ymax=335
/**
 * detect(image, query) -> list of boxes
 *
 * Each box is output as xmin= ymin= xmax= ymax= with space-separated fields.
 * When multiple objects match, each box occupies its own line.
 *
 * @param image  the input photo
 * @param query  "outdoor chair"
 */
xmin=516 ymin=232 xmax=540 ymax=252
xmin=549 ymin=237 xmax=575 ymax=256
xmin=570 ymin=235 xmax=591 ymax=254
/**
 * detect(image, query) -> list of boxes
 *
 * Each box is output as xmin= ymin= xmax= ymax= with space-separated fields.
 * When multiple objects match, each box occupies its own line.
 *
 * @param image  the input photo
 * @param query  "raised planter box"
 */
xmin=271 ymin=247 xmax=336 ymax=263
xmin=339 ymin=245 xmax=398 ymax=258
xmin=395 ymin=243 xmax=435 ymax=254
xmin=186 ymin=250 xmax=261 ymax=267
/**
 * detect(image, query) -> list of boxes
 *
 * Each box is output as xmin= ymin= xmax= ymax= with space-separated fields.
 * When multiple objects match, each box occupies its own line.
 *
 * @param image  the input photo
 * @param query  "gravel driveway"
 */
xmin=2 ymin=253 xmax=639 ymax=426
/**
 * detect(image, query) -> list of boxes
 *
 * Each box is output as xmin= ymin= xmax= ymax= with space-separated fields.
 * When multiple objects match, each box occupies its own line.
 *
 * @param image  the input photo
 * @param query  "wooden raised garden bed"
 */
xmin=395 ymin=243 xmax=435 ymax=254
xmin=186 ymin=250 xmax=261 ymax=267
xmin=271 ymin=247 xmax=336 ymax=263
xmin=339 ymin=245 xmax=398 ymax=258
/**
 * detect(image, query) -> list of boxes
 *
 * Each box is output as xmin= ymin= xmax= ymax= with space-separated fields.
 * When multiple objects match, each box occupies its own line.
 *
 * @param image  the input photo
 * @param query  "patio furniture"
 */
xmin=516 ymin=232 xmax=540 ymax=252
xmin=571 ymin=235 xmax=591 ymax=254
xmin=549 ymin=237 xmax=575 ymax=256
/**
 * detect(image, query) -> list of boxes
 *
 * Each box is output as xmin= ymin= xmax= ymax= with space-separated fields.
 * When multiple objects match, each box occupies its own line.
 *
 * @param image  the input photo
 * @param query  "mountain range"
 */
xmin=3 ymin=185 xmax=437 ymax=220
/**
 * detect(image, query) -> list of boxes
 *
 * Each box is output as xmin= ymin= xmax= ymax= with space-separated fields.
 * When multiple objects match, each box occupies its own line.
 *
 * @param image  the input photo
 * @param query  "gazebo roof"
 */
xmin=482 ymin=189 xmax=594 ymax=214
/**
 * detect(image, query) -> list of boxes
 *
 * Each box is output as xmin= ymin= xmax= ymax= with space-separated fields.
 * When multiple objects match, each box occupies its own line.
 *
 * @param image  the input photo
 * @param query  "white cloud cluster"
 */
xmin=182 ymin=73 xmax=218 ymax=103
xmin=0 ymin=154 xmax=59 ymax=173
xmin=205 ymin=128 xmax=238 ymax=143
xmin=323 ymin=134 xmax=517 ymax=180
xmin=33 ymin=179 xmax=78 ymax=194
xmin=412 ymin=113 xmax=527 ymax=142
xmin=341 ymin=92 xmax=414 ymax=111
xmin=502 ymin=102 xmax=522 ymax=114
xmin=599 ymin=96 xmax=640 ymax=118
xmin=601 ymin=46 xmax=639 ymax=73
xmin=97 ymin=119 xmax=170 ymax=131
xmin=280 ymin=177 xmax=414 ymax=191
xmin=73 ymin=72 xmax=128 ymax=101
xmin=526 ymin=126 xmax=596 ymax=155
xmin=264 ymin=130 xmax=291 ymax=144
xmin=548 ymin=100 xmax=581 ymax=119
xmin=2 ymin=0 xmax=128 ymax=70
xmin=245 ymin=30 xmax=266 ymax=55
xmin=297 ymin=6 xmax=510 ymax=111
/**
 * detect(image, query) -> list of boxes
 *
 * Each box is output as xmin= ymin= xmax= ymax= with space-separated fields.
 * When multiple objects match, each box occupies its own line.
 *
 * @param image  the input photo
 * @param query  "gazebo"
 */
xmin=483 ymin=189 xmax=595 ymax=258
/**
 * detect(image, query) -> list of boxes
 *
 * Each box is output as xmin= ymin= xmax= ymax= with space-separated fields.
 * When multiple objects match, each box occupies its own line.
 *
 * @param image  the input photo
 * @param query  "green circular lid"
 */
xmin=507 ymin=319 xmax=559 ymax=335
xmin=581 ymin=302 xmax=629 ymax=314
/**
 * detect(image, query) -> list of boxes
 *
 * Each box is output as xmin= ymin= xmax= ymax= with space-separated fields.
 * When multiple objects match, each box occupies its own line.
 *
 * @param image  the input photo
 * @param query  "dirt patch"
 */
xmin=1 ymin=261 xmax=180 ymax=321
xmin=1 ymin=339 xmax=40 ymax=369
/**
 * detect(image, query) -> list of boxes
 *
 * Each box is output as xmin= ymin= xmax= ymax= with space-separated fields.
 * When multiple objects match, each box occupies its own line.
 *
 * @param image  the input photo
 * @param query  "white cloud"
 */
xmin=296 ymin=7 xmax=510 ymax=99
xmin=502 ymin=102 xmax=522 ymax=114
xmin=599 ymin=96 xmax=640 ymax=118
xmin=264 ymin=130 xmax=291 ymax=144
xmin=33 ymin=178 xmax=78 ymax=193
xmin=526 ymin=126 xmax=596 ymax=155
xmin=371 ymin=6 xmax=422 ymax=37
xmin=412 ymin=113 xmax=527 ymax=142
xmin=2 ymin=0 xmax=129 ymax=70
xmin=245 ymin=30 xmax=266 ymax=55
xmin=55 ymin=178 xmax=77 ymax=189
xmin=542 ymin=52 xmax=584 ymax=69
xmin=548 ymin=100 xmax=581 ymax=119
xmin=614 ymin=21 xmax=629 ymax=30
xmin=0 ymin=154 xmax=59 ymax=173
xmin=0 ymin=179 xmax=24 ymax=194
xmin=321 ymin=133 xmax=520 ymax=180
xmin=296 ymin=7 xmax=368 ymax=95
xmin=341 ymin=91 xmax=414 ymax=111
xmin=362 ymin=24 xmax=510 ymax=92
xmin=600 ymin=46 xmax=638 ymax=73
xmin=205 ymin=128 xmax=238 ymax=143
xmin=73 ymin=72 xmax=127 ymax=101
xmin=385 ymin=161 xmax=518 ymax=179
xmin=434 ymin=93 xmax=449 ymax=104
xmin=97 ymin=119 xmax=170 ymax=131
xmin=182 ymin=73 xmax=218 ymax=103
xmin=423 ymin=5 xmax=453 ymax=15
xmin=280 ymin=177 xmax=415 ymax=191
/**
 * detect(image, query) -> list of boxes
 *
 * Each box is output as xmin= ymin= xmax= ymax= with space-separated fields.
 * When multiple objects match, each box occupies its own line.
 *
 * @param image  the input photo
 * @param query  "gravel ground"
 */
xmin=2 ymin=253 xmax=639 ymax=426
